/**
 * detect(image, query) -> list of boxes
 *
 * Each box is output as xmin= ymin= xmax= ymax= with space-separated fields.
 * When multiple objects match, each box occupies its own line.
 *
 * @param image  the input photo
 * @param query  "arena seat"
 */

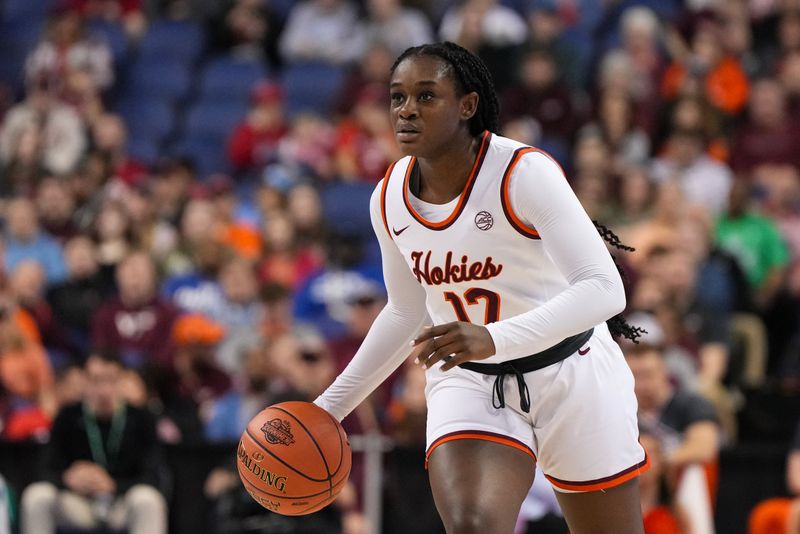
xmin=281 ymin=62 xmax=345 ymax=118
xmin=116 ymin=97 xmax=175 ymax=145
xmin=87 ymin=19 xmax=129 ymax=65
xmin=137 ymin=19 xmax=205 ymax=64
xmin=1 ymin=0 xmax=53 ymax=21
xmin=321 ymin=182 xmax=374 ymax=239
xmin=123 ymin=58 xmax=192 ymax=102
xmin=198 ymin=56 xmax=268 ymax=102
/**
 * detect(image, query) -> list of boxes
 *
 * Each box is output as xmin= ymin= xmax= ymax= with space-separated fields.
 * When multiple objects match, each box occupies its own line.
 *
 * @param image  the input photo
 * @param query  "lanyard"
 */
xmin=82 ymin=403 xmax=126 ymax=470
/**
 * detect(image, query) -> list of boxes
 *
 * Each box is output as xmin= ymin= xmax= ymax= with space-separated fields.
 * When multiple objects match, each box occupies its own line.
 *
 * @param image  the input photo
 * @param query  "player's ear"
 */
xmin=460 ymin=92 xmax=479 ymax=121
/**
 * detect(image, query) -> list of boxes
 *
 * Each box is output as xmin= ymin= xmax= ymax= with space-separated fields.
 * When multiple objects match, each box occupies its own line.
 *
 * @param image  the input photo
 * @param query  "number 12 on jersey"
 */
xmin=443 ymin=288 xmax=501 ymax=324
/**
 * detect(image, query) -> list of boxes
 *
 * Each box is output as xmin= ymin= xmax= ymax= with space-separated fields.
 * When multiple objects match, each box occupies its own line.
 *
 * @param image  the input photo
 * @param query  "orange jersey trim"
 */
xmin=379 ymin=161 xmax=397 ymax=240
xmin=500 ymin=147 xmax=541 ymax=239
xmin=500 ymin=145 xmax=570 ymax=240
xmin=402 ymin=131 xmax=491 ymax=231
xmin=425 ymin=430 xmax=536 ymax=469
xmin=545 ymin=454 xmax=651 ymax=492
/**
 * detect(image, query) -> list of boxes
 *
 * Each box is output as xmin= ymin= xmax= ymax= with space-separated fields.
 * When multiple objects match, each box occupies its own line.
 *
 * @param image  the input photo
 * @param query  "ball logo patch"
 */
xmin=262 ymin=419 xmax=295 ymax=446
xmin=475 ymin=211 xmax=494 ymax=231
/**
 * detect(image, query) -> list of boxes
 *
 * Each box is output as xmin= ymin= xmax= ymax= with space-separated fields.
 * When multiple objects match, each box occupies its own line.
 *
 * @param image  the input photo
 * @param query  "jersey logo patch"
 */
xmin=393 ymin=225 xmax=410 ymax=236
xmin=475 ymin=211 xmax=494 ymax=231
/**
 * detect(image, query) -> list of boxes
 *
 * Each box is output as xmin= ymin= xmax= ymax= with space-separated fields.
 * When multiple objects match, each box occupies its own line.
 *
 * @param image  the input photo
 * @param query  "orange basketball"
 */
xmin=237 ymin=401 xmax=352 ymax=516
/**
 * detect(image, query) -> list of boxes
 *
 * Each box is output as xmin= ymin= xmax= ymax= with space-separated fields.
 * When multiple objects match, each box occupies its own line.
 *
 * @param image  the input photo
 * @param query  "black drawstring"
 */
xmin=491 ymin=362 xmax=531 ymax=413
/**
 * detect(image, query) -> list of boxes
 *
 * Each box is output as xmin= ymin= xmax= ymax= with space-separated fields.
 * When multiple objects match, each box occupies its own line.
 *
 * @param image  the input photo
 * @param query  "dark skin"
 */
xmin=391 ymin=54 xmax=645 ymax=534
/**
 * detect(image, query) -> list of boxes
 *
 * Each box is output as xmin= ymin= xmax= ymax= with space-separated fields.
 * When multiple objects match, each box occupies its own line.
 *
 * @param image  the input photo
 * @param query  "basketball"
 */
xmin=237 ymin=401 xmax=352 ymax=516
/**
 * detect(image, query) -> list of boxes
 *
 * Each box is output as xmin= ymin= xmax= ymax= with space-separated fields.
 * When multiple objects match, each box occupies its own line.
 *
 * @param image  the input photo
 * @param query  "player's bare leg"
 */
xmin=428 ymin=439 xmax=535 ymax=534
xmin=555 ymin=478 xmax=645 ymax=534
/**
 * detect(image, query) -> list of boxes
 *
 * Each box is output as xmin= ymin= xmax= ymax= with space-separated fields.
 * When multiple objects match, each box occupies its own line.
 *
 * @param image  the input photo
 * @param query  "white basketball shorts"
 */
xmin=424 ymin=324 xmax=649 ymax=492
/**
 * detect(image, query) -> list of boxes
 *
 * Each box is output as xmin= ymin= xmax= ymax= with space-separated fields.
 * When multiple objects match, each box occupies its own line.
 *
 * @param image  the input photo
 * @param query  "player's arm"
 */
xmin=314 ymin=182 xmax=429 ymax=421
xmin=415 ymin=150 xmax=626 ymax=368
xmin=667 ymin=421 xmax=719 ymax=467
xmin=482 ymin=151 xmax=626 ymax=359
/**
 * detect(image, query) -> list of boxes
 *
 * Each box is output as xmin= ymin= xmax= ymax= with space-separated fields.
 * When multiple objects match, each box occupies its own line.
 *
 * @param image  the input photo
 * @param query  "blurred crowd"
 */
xmin=2 ymin=0 xmax=800 ymax=532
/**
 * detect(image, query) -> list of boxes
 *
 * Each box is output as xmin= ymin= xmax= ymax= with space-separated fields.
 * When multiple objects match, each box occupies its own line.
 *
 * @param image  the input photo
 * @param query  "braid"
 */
xmin=391 ymin=42 xmax=500 ymax=136
xmin=593 ymin=221 xmax=647 ymax=343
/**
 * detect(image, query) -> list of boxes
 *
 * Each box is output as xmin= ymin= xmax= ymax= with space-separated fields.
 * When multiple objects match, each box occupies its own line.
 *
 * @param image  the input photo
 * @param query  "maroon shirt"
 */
xmin=730 ymin=122 xmax=800 ymax=174
xmin=91 ymin=296 xmax=179 ymax=367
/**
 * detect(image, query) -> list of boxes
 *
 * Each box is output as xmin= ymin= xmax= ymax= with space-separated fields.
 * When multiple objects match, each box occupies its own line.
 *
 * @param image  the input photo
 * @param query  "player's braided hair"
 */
xmin=593 ymin=221 xmax=647 ymax=343
xmin=390 ymin=42 xmax=500 ymax=137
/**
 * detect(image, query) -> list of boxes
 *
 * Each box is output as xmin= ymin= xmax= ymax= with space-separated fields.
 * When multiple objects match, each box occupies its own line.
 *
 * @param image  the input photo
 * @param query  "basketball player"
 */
xmin=314 ymin=42 xmax=648 ymax=533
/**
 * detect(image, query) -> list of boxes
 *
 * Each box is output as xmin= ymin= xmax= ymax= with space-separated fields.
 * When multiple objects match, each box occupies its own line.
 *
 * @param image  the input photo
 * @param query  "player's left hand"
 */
xmin=412 ymin=322 xmax=496 ymax=371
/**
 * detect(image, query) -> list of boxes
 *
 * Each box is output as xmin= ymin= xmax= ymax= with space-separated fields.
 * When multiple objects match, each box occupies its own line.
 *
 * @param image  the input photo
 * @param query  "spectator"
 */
xmin=205 ymin=344 xmax=274 ymax=442
xmin=595 ymin=89 xmax=651 ymax=171
xmin=362 ymin=0 xmax=434 ymax=57
xmin=209 ymin=0 xmax=280 ymax=61
xmin=90 ymin=113 xmax=146 ymax=187
xmin=91 ymin=251 xmax=179 ymax=368
xmin=35 ymin=177 xmax=80 ymax=243
xmin=25 ymin=7 xmax=114 ymax=93
xmin=293 ymin=231 xmax=383 ymax=338
xmin=163 ymin=198 xmax=220 ymax=276
xmin=4 ymin=198 xmax=68 ymax=285
xmin=9 ymin=260 xmax=73 ymax=359
xmin=748 ymin=418 xmax=800 ymax=534
xmin=20 ymin=351 xmax=167 ymax=534
xmin=279 ymin=0 xmax=365 ymax=65
xmin=335 ymin=42 xmax=395 ymax=115
xmin=730 ymin=78 xmax=800 ymax=176
xmin=570 ymin=128 xmax=615 ymax=220
xmin=259 ymin=213 xmax=324 ymax=289
xmin=501 ymin=47 xmax=578 ymax=147
xmin=661 ymin=20 xmax=750 ymax=116
xmin=715 ymin=179 xmax=790 ymax=310
xmin=334 ymin=84 xmax=401 ymax=182
xmin=163 ymin=238 xmax=225 ymax=316
xmin=285 ymin=182 xmax=325 ymax=246
xmin=0 ymin=292 xmax=55 ymax=441
xmin=210 ymin=175 xmax=262 ymax=261
xmin=277 ymin=114 xmax=338 ymax=181
xmin=0 ymin=80 xmax=87 ymax=179
xmin=525 ymin=3 xmax=586 ymax=89
xmin=47 ymin=236 xmax=115 ymax=352
xmin=439 ymin=0 xmax=528 ymax=89
xmin=609 ymin=166 xmax=656 ymax=233
xmin=70 ymin=0 xmax=147 ymax=41
xmin=655 ymin=95 xmax=727 ymax=161
xmin=625 ymin=343 xmax=720 ymax=534
xmin=171 ymin=313 xmax=232 ymax=407
xmin=639 ymin=432 xmax=690 ymax=533
xmin=93 ymin=200 xmax=133 ymax=274
xmin=0 ymin=475 xmax=9 ymax=534
xmin=260 ymin=282 xmax=294 ymax=340
xmin=778 ymin=50 xmax=800 ymax=118
xmin=650 ymin=128 xmax=733 ymax=216
xmin=227 ymin=81 xmax=288 ymax=174
xmin=53 ymin=363 xmax=86 ymax=408
xmin=149 ymin=158 xmax=194 ymax=227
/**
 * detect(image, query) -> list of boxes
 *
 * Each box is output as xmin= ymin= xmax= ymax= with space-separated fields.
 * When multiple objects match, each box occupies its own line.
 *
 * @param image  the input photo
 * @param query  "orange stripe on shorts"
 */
xmin=425 ymin=430 xmax=536 ymax=469
xmin=545 ymin=454 xmax=651 ymax=492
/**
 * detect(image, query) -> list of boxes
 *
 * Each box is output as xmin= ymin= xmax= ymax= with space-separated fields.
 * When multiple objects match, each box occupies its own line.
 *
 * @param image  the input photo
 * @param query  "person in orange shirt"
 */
xmin=748 ymin=419 xmax=800 ymax=534
xmin=640 ymin=432 xmax=690 ymax=534
xmin=662 ymin=23 xmax=749 ymax=116
xmin=0 ymin=299 xmax=55 ymax=440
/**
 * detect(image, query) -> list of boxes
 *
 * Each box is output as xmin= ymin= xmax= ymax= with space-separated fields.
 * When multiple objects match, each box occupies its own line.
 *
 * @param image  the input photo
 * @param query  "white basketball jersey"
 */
xmin=379 ymin=132 xmax=575 ymax=364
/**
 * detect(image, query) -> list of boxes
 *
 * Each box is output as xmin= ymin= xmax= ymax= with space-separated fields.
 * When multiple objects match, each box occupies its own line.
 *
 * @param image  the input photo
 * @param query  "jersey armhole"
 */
xmin=380 ymin=161 xmax=397 ymax=240
xmin=500 ymin=147 xmax=542 ymax=240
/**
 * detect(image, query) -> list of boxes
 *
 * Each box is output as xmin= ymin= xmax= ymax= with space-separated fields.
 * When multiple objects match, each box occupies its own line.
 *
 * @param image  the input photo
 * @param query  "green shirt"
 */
xmin=715 ymin=213 xmax=789 ymax=288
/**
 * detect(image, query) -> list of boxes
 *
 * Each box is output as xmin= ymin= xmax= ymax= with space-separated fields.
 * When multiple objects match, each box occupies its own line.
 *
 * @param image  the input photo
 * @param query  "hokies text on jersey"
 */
xmin=410 ymin=250 xmax=503 ymax=286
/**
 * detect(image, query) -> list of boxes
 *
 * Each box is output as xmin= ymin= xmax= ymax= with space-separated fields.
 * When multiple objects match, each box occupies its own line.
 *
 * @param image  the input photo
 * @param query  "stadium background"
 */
xmin=0 ymin=0 xmax=799 ymax=532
